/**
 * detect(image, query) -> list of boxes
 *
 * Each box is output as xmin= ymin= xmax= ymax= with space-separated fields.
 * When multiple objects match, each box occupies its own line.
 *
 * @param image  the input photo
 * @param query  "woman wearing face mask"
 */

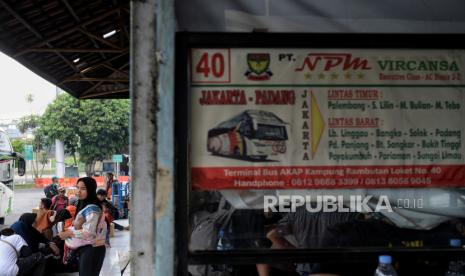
xmin=58 ymin=177 xmax=107 ymax=276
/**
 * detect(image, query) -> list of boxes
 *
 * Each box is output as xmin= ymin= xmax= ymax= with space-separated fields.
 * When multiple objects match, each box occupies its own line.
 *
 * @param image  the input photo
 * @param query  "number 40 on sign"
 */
xmin=191 ymin=49 xmax=230 ymax=83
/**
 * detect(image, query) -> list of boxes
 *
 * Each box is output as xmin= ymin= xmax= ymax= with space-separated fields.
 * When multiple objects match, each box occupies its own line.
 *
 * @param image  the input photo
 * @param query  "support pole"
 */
xmin=130 ymin=0 xmax=158 ymax=275
xmin=154 ymin=0 xmax=175 ymax=275
xmin=55 ymin=140 xmax=65 ymax=178
xmin=131 ymin=0 xmax=175 ymax=273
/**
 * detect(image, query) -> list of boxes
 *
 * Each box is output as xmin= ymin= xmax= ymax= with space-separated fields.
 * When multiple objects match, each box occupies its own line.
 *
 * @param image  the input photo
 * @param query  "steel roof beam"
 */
xmin=118 ymin=10 xmax=129 ymax=47
xmin=62 ymin=77 xmax=129 ymax=82
xmin=78 ymin=28 xmax=121 ymax=49
xmin=58 ymin=50 xmax=128 ymax=84
xmin=79 ymin=62 xmax=129 ymax=96
xmin=24 ymin=48 xmax=124 ymax=53
xmin=61 ymin=0 xmax=107 ymax=60
xmin=0 ymin=0 xmax=78 ymax=72
xmin=102 ymin=63 xmax=129 ymax=76
xmin=79 ymin=88 xmax=129 ymax=99
xmin=13 ymin=4 xmax=126 ymax=57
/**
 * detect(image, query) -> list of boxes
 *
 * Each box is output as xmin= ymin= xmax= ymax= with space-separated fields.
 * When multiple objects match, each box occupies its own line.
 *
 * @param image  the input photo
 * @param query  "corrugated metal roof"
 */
xmin=0 ymin=0 xmax=129 ymax=99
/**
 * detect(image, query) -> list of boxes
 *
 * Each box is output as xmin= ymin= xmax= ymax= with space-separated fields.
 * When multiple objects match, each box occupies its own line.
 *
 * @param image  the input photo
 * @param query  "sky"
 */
xmin=0 ymin=51 xmax=57 ymax=121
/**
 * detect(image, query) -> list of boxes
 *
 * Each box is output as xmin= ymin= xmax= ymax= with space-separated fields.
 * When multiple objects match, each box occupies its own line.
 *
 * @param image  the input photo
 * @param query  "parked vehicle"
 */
xmin=207 ymin=110 xmax=288 ymax=160
xmin=0 ymin=129 xmax=26 ymax=224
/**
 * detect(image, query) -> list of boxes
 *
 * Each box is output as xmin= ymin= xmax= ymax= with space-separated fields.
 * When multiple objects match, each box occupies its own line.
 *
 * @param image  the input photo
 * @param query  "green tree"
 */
xmin=17 ymin=115 xmax=49 ymax=178
xmin=17 ymin=114 xmax=40 ymax=133
xmin=40 ymin=94 xmax=130 ymax=176
xmin=11 ymin=139 xmax=25 ymax=153
xmin=39 ymin=94 xmax=81 ymax=165
xmin=25 ymin=93 xmax=34 ymax=104
xmin=18 ymin=93 xmax=50 ymax=178
xmin=78 ymin=99 xmax=130 ymax=175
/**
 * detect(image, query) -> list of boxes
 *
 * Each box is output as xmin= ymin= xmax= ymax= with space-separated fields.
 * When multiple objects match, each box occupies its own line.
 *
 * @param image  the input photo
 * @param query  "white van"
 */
xmin=0 ymin=129 xmax=26 ymax=224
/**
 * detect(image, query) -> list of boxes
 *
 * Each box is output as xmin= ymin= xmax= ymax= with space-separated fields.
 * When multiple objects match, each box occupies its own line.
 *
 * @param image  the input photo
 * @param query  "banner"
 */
xmin=189 ymin=48 xmax=465 ymax=189
xmin=33 ymin=176 xmax=130 ymax=188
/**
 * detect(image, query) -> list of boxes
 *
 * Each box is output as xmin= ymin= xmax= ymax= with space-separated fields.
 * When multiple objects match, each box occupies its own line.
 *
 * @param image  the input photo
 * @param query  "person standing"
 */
xmin=104 ymin=172 xmax=117 ymax=200
xmin=44 ymin=176 xmax=60 ymax=199
xmin=58 ymin=177 xmax=107 ymax=276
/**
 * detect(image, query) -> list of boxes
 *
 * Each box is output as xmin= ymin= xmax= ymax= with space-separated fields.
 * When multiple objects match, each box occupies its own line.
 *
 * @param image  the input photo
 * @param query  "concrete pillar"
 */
xmin=131 ymin=0 xmax=175 ymax=274
xmin=55 ymin=139 xmax=65 ymax=178
xmin=131 ymin=1 xmax=158 ymax=275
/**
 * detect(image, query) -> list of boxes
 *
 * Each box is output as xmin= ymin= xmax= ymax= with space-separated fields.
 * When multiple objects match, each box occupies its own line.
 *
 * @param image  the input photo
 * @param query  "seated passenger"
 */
xmin=34 ymin=198 xmax=56 ymax=240
xmin=51 ymin=187 xmax=69 ymax=212
xmin=0 ymin=227 xmax=46 ymax=276
xmin=11 ymin=213 xmax=59 ymax=257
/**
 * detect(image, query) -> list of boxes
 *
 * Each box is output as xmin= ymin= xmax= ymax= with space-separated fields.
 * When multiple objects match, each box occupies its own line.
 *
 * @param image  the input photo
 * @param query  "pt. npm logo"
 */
xmin=295 ymin=53 xmax=372 ymax=72
xmin=264 ymin=195 xmax=393 ymax=213
xmin=245 ymin=53 xmax=273 ymax=81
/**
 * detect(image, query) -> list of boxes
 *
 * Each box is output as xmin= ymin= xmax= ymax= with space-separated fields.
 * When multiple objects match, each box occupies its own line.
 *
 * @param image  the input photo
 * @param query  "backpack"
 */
xmin=44 ymin=185 xmax=52 ymax=198
xmin=52 ymin=196 xmax=69 ymax=211
xmin=44 ymin=184 xmax=58 ymax=199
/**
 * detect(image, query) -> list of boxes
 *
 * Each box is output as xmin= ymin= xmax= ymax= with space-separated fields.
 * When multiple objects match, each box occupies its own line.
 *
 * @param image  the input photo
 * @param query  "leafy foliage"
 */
xmin=25 ymin=93 xmax=34 ymax=104
xmin=40 ymin=94 xmax=130 ymax=174
xmin=16 ymin=115 xmax=50 ymax=178
xmin=39 ymin=94 xmax=81 ymax=159
xmin=77 ymin=99 xmax=130 ymax=167
xmin=17 ymin=115 xmax=40 ymax=133
xmin=11 ymin=139 xmax=25 ymax=153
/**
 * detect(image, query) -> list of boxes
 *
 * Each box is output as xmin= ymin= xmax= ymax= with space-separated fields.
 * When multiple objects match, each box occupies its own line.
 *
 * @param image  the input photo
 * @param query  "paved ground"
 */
xmin=5 ymin=188 xmax=130 ymax=276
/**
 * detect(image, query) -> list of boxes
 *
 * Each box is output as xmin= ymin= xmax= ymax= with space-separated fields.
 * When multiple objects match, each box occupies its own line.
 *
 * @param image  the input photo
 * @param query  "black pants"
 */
xmin=17 ymin=252 xmax=46 ymax=276
xmin=78 ymin=245 xmax=106 ymax=276
xmin=114 ymin=222 xmax=125 ymax=230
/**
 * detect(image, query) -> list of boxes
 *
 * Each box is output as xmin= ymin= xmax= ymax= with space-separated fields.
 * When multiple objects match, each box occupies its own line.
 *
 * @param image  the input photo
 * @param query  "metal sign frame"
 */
xmin=175 ymin=33 xmax=465 ymax=276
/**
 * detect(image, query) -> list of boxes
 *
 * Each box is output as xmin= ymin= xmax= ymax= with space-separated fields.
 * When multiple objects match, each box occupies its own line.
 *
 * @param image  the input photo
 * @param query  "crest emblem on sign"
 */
xmin=245 ymin=53 xmax=273 ymax=81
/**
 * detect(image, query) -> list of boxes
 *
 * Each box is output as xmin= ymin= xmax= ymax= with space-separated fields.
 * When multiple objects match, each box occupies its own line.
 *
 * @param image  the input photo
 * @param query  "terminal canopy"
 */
xmin=1 ymin=0 xmax=464 ymax=98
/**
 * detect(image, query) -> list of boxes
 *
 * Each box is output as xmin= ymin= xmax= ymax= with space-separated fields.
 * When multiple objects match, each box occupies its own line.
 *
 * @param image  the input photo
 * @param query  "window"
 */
xmin=0 ymin=132 xmax=12 ymax=152
xmin=178 ymin=33 xmax=465 ymax=276
xmin=254 ymin=124 xmax=287 ymax=140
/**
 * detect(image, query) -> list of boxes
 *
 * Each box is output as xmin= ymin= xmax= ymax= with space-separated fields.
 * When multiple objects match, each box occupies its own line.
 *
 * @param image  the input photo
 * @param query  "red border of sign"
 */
xmin=192 ymin=165 xmax=465 ymax=190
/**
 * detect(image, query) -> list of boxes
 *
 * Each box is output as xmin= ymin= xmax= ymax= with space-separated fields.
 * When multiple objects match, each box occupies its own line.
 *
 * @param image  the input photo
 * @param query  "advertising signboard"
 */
xmin=112 ymin=154 xmax=123 ymax=163
xmin=189 ymin=48 xmax=465 ymax=190
xmin=24 ymin=145 xmax=33 ymax=161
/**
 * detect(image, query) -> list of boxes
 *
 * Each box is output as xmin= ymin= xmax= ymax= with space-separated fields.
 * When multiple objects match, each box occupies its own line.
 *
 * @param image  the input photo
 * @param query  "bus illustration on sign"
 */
xmin=207 ymin=110 xmax=288 ymax=160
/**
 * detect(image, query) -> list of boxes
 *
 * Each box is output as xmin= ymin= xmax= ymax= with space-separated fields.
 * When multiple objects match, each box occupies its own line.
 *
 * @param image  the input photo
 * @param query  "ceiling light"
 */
xmin=103 ymin=30 xmax=117 ymax=39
